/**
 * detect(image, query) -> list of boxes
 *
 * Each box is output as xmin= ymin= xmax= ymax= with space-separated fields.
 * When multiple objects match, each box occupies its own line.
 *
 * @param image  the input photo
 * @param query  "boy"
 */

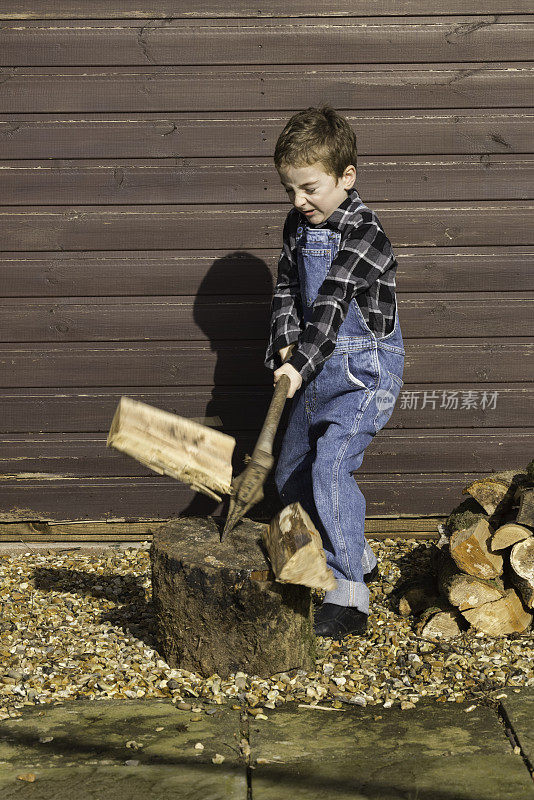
xmin=264 ymin=106 xmax=405 ymax=639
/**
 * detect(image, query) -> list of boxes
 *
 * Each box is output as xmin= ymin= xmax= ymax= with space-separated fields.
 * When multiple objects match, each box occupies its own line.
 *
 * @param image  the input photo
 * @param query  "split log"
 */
xmin=516 ymin=488 xmax=534 ymax=529
xmin=438 ymin=550 xmax=505 ymax=610
xmin=416 ymin=604 xmax=464 ymax=640
xmin=449 ymin=518 xmax=503 ymax=579
xmin=491 ymin=523 xmax=532 ymax=552
xmin=262 ymin=502 xmax=337 ymax=590
xmin=462 ymin=588 xmax=533 ymax=635
xmin=508 ymin=538 xmax=534 ymax=608
xmin=107 ymin=396 xmax=235 ymax=501
xmin=462 ymin=469 xmax=529 ymax=517
xmin=150 ymin=517 xmax=316 ymax=679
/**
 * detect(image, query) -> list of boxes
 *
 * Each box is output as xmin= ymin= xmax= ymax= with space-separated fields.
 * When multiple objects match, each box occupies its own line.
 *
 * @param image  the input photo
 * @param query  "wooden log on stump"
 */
xmin=449 ymin=518 xmax=503 ymax=579
xmin=461 ymin=588 xmax=533 ymax=635
xmin=150 ymin=516 xmax=316 ymax=679
xmin=262 ymin=502 xmax=337 ymax=590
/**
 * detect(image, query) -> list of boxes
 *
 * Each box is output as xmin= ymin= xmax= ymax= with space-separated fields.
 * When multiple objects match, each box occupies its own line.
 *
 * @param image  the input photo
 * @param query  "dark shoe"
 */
xmin=363 ymin=564 xmax=379 ymax=584
xmin=313 ymin=603 xmax=368 ymax=638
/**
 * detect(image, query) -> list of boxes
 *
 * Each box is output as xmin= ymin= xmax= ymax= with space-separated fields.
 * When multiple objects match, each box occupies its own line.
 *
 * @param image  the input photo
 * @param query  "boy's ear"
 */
xmin=342 ymin=164 xmax=357 ymax=189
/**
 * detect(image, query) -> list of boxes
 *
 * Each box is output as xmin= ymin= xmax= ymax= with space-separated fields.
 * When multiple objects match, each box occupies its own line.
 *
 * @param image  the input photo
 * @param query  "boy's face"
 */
xmin=277 ymin=161 xmax=356 ymax=225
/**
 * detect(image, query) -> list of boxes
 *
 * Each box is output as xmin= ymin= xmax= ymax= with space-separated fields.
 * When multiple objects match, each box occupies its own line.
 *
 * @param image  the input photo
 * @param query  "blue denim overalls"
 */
xmin=274 ymin=223 xmax=405 ymax=614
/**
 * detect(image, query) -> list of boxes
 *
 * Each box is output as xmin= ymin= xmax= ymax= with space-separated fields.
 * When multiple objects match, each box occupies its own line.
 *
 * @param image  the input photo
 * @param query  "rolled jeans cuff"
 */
xmin=324 ymin=579 xmax=370 ymax=615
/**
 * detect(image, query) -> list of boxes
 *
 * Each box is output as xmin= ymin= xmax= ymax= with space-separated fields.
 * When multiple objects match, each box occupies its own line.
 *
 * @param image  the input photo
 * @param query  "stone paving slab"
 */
xmin=501 ymin=688 xmax=534 ymax=769
xmin=249 ymin=700 xmax=534 ymax=800
xmin=0 ymin=700 xmax=246 ymax=799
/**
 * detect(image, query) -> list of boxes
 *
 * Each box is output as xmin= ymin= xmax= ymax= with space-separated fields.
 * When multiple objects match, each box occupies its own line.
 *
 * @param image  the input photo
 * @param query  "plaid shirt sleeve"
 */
xmin=286 ymin=211 xmax=396 ymax=383
xmin=264 ymin=211 xmax=303 ymax=371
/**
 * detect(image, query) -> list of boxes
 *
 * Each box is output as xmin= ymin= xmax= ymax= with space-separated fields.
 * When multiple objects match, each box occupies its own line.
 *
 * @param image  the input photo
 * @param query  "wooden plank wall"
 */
xmin=0 ymin=3 xmax=532 ymax=525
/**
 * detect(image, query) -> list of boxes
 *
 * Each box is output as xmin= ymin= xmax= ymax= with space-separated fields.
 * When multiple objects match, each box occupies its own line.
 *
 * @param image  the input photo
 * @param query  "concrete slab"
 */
xmin=0 ymin=700 xmax=246 ymax=799
xmin=501 ymin=688 xmax=534 ymax=768
xmin=249 ymin=701 xmax=534 ymax=800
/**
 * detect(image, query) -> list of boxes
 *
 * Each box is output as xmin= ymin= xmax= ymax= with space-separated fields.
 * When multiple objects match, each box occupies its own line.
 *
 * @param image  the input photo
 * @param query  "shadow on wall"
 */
xmin=179 ymin=251 xmax=288 ymax=520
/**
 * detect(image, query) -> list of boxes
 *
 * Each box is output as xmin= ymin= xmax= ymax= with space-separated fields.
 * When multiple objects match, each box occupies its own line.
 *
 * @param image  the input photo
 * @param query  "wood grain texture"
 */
xmin=0 ymin=294 xmax=532 ymax=341
xmin=0 ymin=385 xmax=531 ymax=433
xmin=0 ymin=111 xmax=529 ymax=157
xmin=0 ymin=429 xmax=532 ymax=477
xmin=2 ymin=17 xmax=533 ymax=66
xmin=0 ymin=517 xmax=445 ymax=539
xmin=0 ymin=339 xmax=531 ymax=387
xmin=1 ymin=64 xmax=532 ymax=113
xmin=1 ymin=203 xmax=533 ymax=250
xmin=2 ymin=248 xmax=533 ymax=296
xmin=0 ymin=472 xmax=512 ymax=521
xmin=1 ymin=2 xmax=531 ymax=19
xmin=3 ymin=155 xmax=533 ymax=204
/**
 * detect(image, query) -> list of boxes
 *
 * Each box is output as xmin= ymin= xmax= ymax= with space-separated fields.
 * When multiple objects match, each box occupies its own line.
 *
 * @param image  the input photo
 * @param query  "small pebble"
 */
xmin=17 ymin=773 xmax=36 ymax=782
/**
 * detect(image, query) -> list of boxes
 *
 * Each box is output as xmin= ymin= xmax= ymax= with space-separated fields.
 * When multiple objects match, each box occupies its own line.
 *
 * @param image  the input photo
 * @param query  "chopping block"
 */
xmin=150 ymin=516 xmax=316 ymax=679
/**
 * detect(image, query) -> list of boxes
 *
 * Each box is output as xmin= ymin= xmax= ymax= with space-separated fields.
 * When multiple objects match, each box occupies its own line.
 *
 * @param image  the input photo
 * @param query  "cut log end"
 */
xmin=461 ymin=588 xmax=533 ymax=635
xmin=508 ymin=538 xmax=534 ymax=608
xmin=416 ymin=605 xmax=464 ymax=640
xmin=490 ymin=523 xmax=532 ymax=552
xmin=463 ymin=469 xmax=530 ymax=517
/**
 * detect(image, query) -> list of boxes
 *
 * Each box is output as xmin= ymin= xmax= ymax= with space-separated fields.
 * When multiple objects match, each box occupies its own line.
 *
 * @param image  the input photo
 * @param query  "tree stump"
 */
xmin=150 ymin=516 xmax=316 ymax=679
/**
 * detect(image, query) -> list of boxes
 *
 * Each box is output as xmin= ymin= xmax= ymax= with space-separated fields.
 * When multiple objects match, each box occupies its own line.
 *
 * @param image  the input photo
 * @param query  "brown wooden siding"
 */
xmin=0 ymin=4 xmax=532 ymax=523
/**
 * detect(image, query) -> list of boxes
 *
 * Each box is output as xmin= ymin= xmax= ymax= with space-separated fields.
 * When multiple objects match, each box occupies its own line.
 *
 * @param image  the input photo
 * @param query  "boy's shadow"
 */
xmin=179 ymin=251 xmax=289 ymax=524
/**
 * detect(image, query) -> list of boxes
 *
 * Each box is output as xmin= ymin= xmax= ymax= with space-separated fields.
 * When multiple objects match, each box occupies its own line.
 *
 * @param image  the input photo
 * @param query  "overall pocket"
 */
xmin=297 ymin=248 xmax=330 ymax=306
xmin=373 ymin=370 xmax=404 ymax=433
xmin=343 ymin=348 xmax=379 ymax=395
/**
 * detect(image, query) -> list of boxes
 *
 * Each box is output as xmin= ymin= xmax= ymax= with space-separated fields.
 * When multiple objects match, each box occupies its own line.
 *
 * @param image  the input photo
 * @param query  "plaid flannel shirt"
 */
xmin=264 ymin=186 xmax=399 ymax=383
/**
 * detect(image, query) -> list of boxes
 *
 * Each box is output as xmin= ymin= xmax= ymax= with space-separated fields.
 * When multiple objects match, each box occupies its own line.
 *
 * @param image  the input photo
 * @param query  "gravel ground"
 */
xmin=1 ymin=538 xmax=533 ymax=720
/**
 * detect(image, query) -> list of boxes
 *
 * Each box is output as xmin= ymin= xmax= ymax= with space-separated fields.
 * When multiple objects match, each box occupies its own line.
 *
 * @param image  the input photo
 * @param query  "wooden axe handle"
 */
xmin=252 ymin=373 xmax=291 ymax=457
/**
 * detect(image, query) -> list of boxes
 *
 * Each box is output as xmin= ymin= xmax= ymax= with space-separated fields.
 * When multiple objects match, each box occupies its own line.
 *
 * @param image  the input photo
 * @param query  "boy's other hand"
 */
xmin=273 ymin=363 xmax=302 ymax=398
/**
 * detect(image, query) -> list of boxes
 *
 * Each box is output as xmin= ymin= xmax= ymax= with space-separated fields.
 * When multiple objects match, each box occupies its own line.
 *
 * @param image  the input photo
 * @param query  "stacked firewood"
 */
xmin=398 ymin=460 xmax=534 ymax=639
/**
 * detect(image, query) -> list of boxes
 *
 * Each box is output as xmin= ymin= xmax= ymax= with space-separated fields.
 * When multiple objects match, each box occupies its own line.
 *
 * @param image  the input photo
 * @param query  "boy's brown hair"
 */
xmin=274 ymin=105 xmax=357 ymax=180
